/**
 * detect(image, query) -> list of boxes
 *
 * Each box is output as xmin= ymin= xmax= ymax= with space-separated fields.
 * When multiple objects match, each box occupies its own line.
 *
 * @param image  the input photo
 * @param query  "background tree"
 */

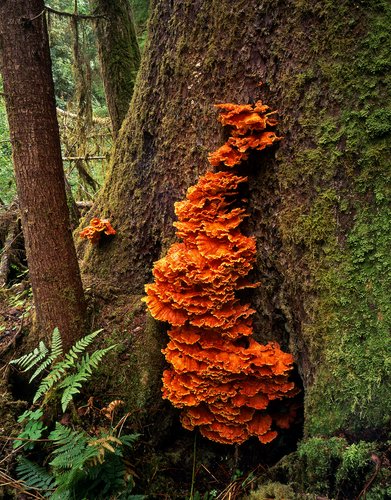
xmin=89 ymin=0 xmax=141 ymax=136
xmin=81 ymin=0 xmax=390 ymax=473
xmin=0 ymin=0 xmax=86 ymax=349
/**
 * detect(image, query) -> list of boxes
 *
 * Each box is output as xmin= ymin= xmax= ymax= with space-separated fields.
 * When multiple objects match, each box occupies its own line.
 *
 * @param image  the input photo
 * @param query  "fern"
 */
xmin=16 ymin=456 xmax=56 ymax=494
xmin=28 ymin=327 xmax=63 ymax=381
xmin=64 ymin=329 xmax=103 ymax=362
xmin=11 ymin=329 xmax=138 ymax=499
xmin=58 ymin=345 xmax=117 ymax=412
xmin=48 ymin=423 xmax=97 ymax=470
xmin=10 ymin=341 xmax=48 ymax=372
xmin=32 ymin=359 xmax=70 ymax=404
xmin=29 ymin=329 xmax=113 ymax=408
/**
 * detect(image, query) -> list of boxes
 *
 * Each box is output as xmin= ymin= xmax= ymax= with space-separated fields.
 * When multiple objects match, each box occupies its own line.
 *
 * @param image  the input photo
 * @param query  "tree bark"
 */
xmin=90 ymin=0 xmax=141 ymax=137
xmin=83 ymin=0 xmax=390 ymax=446
xmin=0 ymin=0 xmax=86 ymax=351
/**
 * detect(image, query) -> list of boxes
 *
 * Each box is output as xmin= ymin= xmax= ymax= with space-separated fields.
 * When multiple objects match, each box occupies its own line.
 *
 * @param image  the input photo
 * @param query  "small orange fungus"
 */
xmin=79 ymin=217 xmax=116 ymax=244
xmin=144 ymin=100 xmax=297 ymax=445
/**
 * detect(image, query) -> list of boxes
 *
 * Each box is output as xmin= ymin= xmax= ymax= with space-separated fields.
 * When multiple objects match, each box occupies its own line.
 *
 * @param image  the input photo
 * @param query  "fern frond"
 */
xmin=88 ymin=344 xmax=117 ymax=370
xmin=65 ymin=329 xmax=103 ymax=360
xmin=49 ymin=423 xmax=98 ymax=470
xmin=10 ymin=341 xmax=48 ymax=372
xmin=33 ymin=360 xmax=69 ymax=404
xmin=16 ymin=456 xmax=56 ymax=492
xmin=58 ymin=345 xmax=117 ymax=412
xmin=29 ymin=328 xmax=64 ymax=381
xmin=50 ymin=327 xmax=63 ymax=359
xmin=119 ymin=434 xmax=140 ymax=449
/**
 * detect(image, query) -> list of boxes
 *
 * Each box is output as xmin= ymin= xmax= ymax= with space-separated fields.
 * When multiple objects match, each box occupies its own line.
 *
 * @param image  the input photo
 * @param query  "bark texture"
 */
xmin=90 ymin=0 xmax=141 ymax=136
xmin=82 ymin=0 xmax=390 ymax=446
xmin=0 ymin=0 xmax=86 ymax=350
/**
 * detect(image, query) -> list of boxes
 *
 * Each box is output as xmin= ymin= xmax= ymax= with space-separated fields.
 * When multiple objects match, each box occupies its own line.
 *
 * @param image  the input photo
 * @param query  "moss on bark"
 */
xmin=81 ymin=0 xmax=390 ymax=477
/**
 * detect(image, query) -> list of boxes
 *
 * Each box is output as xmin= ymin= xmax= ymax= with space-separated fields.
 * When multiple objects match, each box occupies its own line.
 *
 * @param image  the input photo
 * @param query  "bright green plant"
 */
xmin=16 ymin=424 xmax=141 ymax=499
xmin=11 ymin=327 xmax=115 ymax=412
xmin=10 ymin=328 xmax=142 ymax=499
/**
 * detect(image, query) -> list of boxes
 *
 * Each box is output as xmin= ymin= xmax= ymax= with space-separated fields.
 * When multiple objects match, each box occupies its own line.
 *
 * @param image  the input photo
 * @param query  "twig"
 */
xmin=62 ymin=155 xmax=106 ymax=161
xmin=28 ymin=8 xmax=45 ymax=21
xmin=189 ymin=433 xmax=197 ymax=500
xmin=0 ymin=469 xmax=46 ymax=498
xmin=0 ymin=435 xmax=51 ymax=443
xmin=45 ymin=4 xmax=106 ymax=20
xmin=357 ymin=454 xmax=382 ymax=499
xmin=200 ymin=463 xmax=219 ymax=483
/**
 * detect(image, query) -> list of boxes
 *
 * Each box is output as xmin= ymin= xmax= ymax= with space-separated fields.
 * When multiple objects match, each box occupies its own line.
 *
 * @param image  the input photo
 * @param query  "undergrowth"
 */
xmin=7 ymin=328 xmax=143 ymax=499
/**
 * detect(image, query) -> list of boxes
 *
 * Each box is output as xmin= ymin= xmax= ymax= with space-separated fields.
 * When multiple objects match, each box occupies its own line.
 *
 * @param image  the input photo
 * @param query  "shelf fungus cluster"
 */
xmin=144 ymin=101 xmax=297 ymax=445
xmin=79 ymin=217 xmax=116 ymax=244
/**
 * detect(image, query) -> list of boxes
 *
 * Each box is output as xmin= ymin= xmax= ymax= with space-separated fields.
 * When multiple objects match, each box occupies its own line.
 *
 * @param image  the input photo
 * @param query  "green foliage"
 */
xmin=16 ymin=457 xmax=57 ymax=494
xmin=130 ymin=0 xmax=150 ymax=51
xmin=11 ymin=328 xmax=141 ymax=499
xmin=0 ymin=82 xmax=15 ymax=204
xmin=48 ymin=0 xmax=106 ymax=112
xmin=246 ymin=482 xmax=295 ymax=500
xmin=297 ymin=437 xmax=346 ymax=495
xmin=365 ymin=108 xmax=391 ymax=138
xmin=295 ymin=437 xmax=384 ymax=498
xmin=11 ymin=328 xmax=116 ymax=412
xmin=14 ymin=409 xmax=47 ymax=450
xmin=16 ymin=425 xmax=140 ymax=499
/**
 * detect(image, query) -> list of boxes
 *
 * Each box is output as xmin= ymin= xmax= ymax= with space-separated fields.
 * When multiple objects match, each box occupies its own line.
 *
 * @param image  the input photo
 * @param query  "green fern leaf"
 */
xmin=58 ymin=345 xmax=117 ymax=412
xmin=33 ymin=360 xmax=69 ymax=404
xmin=50 ymin=327 xmax=63 ymax=359
xmin=10 ymin=341 xmax=48 ymax=371
xmin=16 ymin=456 xmax=56 ymax=492
xmin=49 ymin=423 xmax=98 ymax=470
xmin=66 ymin=329 xmax=103 ymax=359
xmin=120 ymin=434 xmax=140 ymax=448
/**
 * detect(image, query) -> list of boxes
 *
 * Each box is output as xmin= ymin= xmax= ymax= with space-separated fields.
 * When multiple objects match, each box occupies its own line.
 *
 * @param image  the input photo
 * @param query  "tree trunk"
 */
xmin=0 ymin=0 xmax=86 ymax=351
xmin=90 ymin=0 xmax=141 ymax=137
xmin=82 ymin=0 xmax=390 ymax=455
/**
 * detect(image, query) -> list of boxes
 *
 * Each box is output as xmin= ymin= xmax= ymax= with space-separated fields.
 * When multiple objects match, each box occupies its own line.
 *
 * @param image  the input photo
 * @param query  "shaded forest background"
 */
xmin=0 ymin=0 xmax=390 ymax=499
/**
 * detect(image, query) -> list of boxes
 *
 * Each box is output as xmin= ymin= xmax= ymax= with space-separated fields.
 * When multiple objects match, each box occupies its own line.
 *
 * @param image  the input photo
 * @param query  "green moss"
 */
xmin=246 ymin=482 xmax=295 ymax=500
xmin=292 ymin=437 xmax=390 ymax=498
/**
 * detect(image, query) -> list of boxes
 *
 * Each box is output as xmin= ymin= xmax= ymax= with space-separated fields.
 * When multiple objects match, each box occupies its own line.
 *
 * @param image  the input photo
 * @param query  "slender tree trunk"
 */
xmin=0 ymin=0 xmax=86 ymax=350
xmin=83 ymin=0 xmax=390 ymax=447
xmin=90 ymin=0 xmax=141 ymax=136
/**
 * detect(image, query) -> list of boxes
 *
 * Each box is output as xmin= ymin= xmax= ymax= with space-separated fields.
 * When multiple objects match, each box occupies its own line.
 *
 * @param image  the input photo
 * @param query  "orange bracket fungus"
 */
xmin=79 ymin=217 xmax=116 ymax=244
xmin=144 ymin=100 xmax=297 ymax=445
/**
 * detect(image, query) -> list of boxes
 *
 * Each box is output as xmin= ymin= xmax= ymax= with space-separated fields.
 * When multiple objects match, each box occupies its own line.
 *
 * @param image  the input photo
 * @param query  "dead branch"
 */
xmin=76 ymin=201 xmax=93 ymax=209
xmin=62 ymin=155 xmax=107 ymax=161
xmin=45 ymin=4 xmax=106 ymax=20
xmin=56 ymin=107 xmax=111 ymax=126
xmin=0 ymin=218 xmax=19 ymax=287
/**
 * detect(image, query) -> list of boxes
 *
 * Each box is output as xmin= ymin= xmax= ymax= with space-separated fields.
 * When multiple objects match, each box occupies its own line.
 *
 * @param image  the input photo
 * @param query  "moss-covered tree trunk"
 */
xmin=90 ymin=0 xmax=141 ymax=136
xmin=82 ymin=0 xmax=390 ymax=452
